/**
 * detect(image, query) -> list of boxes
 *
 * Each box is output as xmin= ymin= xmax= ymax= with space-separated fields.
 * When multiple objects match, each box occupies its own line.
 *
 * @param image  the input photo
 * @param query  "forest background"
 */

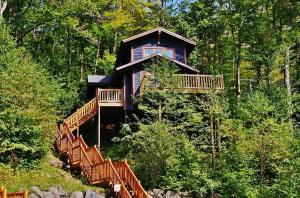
xmin=0 ymin=0 xmax=300 ymax=197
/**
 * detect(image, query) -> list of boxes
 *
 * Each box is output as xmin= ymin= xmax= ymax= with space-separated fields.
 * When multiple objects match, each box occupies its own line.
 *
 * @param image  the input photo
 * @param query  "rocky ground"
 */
xmin=147 ymin=189 xmax=191 ymax=198
xmin=29 ymin=186 xmax=106 ymax=198
xmin=29 ymin=186 xmax=197 ymax=198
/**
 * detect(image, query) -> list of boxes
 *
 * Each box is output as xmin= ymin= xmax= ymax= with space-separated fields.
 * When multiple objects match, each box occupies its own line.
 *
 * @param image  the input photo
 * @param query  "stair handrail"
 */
xmin=65 ymin=97 xmax=97 ymax=130
xmin=114 ymin=161 xmax=148 ymax=198
xmin=56 ymin=124 xmax=132 ymax=198
xmin=55 ymin=97 xmax=149 ymax=198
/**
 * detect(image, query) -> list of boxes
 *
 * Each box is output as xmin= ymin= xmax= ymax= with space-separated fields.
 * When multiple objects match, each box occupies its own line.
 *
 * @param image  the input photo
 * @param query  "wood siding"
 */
xmin=132 ymin=34 xmax=185 ymax=63
xmin=133 ymin=66 xmax=143 ymax=97
xmin=124 ymin=72 xmax=133 ymax=110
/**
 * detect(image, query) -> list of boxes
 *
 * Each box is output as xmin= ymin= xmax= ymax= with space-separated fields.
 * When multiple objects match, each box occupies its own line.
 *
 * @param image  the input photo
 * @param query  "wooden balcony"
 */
xmin=98 ymin=88 xmax=123 ymax=107
xmin=140 ymin=74 xmax=224 ymax=94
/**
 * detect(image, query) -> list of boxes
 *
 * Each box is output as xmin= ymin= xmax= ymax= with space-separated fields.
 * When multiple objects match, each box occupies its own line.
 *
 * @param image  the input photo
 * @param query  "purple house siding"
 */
xmin=132 ymin=34 xmax=185 ymax=63
xmin=133 ymin=66 xmax=143 ymax=97
xmin=124 ymin=71 xmax=133 ymax=110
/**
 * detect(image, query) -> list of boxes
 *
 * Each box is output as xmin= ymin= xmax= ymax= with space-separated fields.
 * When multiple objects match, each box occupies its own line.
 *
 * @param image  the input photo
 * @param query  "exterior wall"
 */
xmin=132 ymin=34 xmax=186 ymax=63
xmin=124 ymin=71 xmax=133 ymax=110
xmin=133 ymin=66 xmax=143 ymax=97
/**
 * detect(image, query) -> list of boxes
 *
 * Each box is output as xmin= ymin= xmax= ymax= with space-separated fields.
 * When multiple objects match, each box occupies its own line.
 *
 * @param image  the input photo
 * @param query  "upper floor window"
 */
xmin=143 ymin=47 xmax=175 ymax=59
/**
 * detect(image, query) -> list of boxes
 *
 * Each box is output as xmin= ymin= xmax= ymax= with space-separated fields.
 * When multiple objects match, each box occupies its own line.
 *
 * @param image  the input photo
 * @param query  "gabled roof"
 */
xmin=116 ymin=54 xmax=199 ymax=73
xmin=122 ymin=27 xmax=196 ymax=46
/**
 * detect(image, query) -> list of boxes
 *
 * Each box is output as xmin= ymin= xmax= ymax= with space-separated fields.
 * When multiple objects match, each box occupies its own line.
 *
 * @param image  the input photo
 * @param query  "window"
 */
xmin=143 ymin=47 xmax=175 ymax=59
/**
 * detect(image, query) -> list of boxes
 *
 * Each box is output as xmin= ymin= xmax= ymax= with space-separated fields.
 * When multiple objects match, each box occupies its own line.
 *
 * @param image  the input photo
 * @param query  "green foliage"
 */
xmin=0 ymin=154 xmax=102 ymax=193
xmin=164 ymin=136 xmax=215 ymax=196
xmin=124 ymin=122 xmax=177 ymax=188
xmin=0 ymin=23 xmax=76 ymax=168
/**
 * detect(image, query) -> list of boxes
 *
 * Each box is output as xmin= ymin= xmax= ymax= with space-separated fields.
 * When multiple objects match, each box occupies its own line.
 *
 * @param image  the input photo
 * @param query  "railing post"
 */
xmin=97 ymin=98 xmax=101 ymax=151
xmin=24 ymin=190 xmax=28 ymax=198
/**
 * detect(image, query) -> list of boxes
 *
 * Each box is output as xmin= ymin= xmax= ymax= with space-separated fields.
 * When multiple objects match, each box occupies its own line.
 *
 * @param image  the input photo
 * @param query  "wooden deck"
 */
xmin=98 ymin=89 xmax=123 ymax=107
xmin=140 ymin=74 xmax=224 ymax=94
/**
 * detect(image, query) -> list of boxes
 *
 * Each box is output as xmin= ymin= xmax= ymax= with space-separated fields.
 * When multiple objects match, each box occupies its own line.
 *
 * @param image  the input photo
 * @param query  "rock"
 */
xmin=212 ymin=193 xmax=221 ymax=198
xmin=30 ymin=186 xmax=42 ymax=197
xmin=178 ymin=192 xmax=189 ymax=197
xmin=48 ymin=186 xmax=68 ymax=198
xmin=154 ymin=195 xmax=163 ymax=198
xmin=70 ymin=192 xmax=84 ymax=198
xmin=84 ymin=190 xmax=105 ymax=198
xmin=29 ymin=193 xmax=41 ymax=198
xmin=147 ymin=190 xmax=155 ymax=196
xmin=152 ymin=189 xmax=164 ymax=195
xmin=166 ymin=191 xmax=181 ymax=198
xmin=50 ymin=160 xmax=64 ymax=168
xmin=42 ymin=191 xmax=55 ymax=198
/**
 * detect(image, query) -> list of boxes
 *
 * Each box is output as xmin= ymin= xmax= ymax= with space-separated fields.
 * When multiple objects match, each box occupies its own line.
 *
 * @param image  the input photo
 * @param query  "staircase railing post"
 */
xmin=97 ymin=88 xmax=101 ymax=151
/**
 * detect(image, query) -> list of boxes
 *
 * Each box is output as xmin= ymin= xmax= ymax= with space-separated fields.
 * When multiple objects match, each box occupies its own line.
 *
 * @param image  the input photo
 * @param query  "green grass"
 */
xmin=0 ymin=154 xmax=105 ymax=194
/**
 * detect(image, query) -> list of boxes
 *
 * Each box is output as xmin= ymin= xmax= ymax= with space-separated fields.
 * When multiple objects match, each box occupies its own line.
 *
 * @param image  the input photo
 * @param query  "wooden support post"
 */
xmin=3 ymin=187 xmax=6 ymax=198
xmin=97 ymin=101 xmax=101 ymax=151
xmin=24 ymin=190 xmax=28 ymax=198
xmin=76 ymin=127 xmax=79 ymax=137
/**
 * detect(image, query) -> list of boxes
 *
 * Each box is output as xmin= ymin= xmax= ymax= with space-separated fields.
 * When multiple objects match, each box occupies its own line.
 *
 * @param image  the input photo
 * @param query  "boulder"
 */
xmin=50 ymin=160 xmax=64 ymax=168
xmin=152 ymin=189 xmax=164 ymax=195
xmin=70 ymin=192 xmax=84 ymax=198
xmin=30 ymin=186 xmax=43 ymax=197
xmin=48 ymin=186 xmax=68 ymax=198
xmin=147 ymin=190 xmax=155 ymax=196
xmin=29 ymin=193 xmax=41 ymax=198
xmin=84 ymin=190 xmax=105 ymax=198
xmin=42 ymin=191 xmax=55 ymax=198
xmin=178 ymin=192 xmax=189 ymax=197
xmin=166 ymin=191 xmax=181 ymax=198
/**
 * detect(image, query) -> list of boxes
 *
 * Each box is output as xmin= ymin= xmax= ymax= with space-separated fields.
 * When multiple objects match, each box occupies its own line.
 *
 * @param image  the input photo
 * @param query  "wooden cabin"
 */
xmin=88 ymin=27 xmax=224 ymax=111
xmin=56 ymin=28 xmax=224 ymax=196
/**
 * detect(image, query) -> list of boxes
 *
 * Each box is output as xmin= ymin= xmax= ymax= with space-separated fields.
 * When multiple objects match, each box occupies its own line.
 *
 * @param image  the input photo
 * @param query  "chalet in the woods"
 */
xmin=55 ymin=27 xmax=224 ymax=198
xmin=88 ymin=27 xmax=223 ymax=111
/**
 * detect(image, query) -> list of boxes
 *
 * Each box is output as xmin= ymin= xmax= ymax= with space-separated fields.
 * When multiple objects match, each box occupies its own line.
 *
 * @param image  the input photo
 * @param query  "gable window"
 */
xmin=143 ymin=47 xmax=175 ymax=59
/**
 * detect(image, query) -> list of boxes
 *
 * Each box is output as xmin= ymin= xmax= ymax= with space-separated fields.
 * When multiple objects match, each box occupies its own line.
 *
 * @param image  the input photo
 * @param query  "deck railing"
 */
xmin=140 ymin=74 xmax=224 ymax=94
xmin=64 ymin=97 xmax=98 ymax=133
xmin=56 ymin=124 xmax=132 ymax=198
xmin=114 ymin=162 xmax=149 ymax=198
xmin=55 ymin=99 xmax=149 ymax=198
xmin=98 ymin=89 xmax=123 ymax=104
xmin=0 ymin=187 xmax=28 ymax=198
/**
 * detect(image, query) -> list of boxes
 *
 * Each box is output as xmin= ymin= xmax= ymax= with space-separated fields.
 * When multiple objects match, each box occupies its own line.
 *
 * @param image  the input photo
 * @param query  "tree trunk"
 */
xmin=232 ymin=27 xmax=241 ymax=103
xmin=67 ymin=28 xmax=72 ymax=74
xmin=95 ymin=37 xmax=102 ymax=73
xmin=80 ymin=42 xmax=84 ymax=83
xmin=66 ymin=28 xmax=72 ymax=86
xmin=217 ymin=118 xmax=221 ymax=154
xmin=285 ymin=47 xmax=292 ymax=124
xmin=259 ymin=133 xmax=266 ymax=185
xmin=158 ymin=100 xmax=162 ymax=122
xmin=210 ymin=109 xmax=215 ymax=170
xmin=285 ymin=47 xmax=291 ymax=96
xmin=0 ymin=0 xmax=7 ymax=19
xmin=113 ymin=31 xmax=118 ymax=54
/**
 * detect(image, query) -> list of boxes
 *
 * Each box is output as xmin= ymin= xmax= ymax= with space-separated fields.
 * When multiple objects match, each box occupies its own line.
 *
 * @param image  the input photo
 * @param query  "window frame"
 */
xmin=142 ymin=47 xmax=176 ymax=59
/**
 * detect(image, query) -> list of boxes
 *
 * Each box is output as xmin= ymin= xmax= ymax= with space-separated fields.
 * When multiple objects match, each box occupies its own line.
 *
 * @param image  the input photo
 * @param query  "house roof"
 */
xmin=122 ymin=27 xmax=196 ymax=46
xmin=116 ymin=54 xmax=199 ymax=73
xmin=88 ymin=75 xmax=112 ymax=85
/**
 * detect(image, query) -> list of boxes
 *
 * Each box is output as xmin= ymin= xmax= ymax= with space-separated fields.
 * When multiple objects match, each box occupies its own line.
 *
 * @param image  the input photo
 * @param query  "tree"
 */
xmin=0 ymin=22 xmax=76 ymax=168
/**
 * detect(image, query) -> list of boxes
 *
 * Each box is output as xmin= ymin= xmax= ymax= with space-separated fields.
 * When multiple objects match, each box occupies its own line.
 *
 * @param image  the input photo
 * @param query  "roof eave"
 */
xmin=122 ymin=27 xmax=196 ymax=46
xmin=116 ymin=54 xmax=199 ymax=73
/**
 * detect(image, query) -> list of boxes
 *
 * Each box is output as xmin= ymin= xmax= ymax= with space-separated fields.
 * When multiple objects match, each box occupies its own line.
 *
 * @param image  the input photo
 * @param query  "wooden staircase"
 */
xmin=55 ymin=95 xmax=148 ymax=198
